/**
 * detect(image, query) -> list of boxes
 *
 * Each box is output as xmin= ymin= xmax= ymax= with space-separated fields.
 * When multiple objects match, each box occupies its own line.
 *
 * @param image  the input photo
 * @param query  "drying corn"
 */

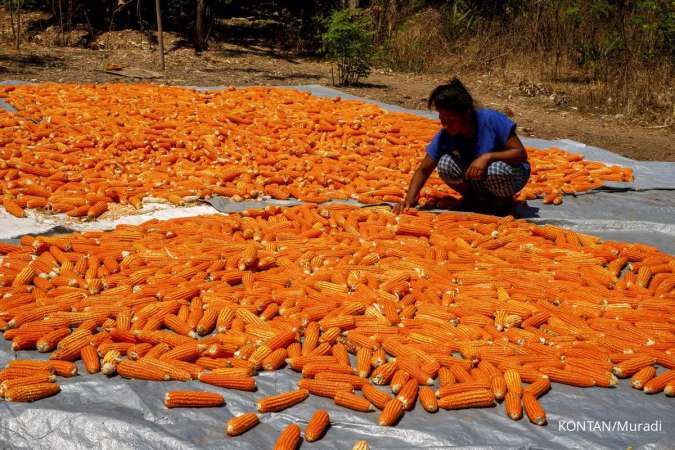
xmin=0 ymin=84 xmax=632 ymax=221
xmin=0 ymin=203 xmax=672 ymax=444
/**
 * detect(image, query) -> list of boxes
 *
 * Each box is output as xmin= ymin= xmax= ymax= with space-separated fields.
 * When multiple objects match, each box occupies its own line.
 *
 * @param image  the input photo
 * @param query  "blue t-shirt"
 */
xmin=426 ymin=109 xmax=529 ymax=171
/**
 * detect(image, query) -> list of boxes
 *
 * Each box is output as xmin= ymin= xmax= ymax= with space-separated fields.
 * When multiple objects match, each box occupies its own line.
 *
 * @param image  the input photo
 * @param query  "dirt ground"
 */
xmin=0 ymin=32 xmax=673 ymax=161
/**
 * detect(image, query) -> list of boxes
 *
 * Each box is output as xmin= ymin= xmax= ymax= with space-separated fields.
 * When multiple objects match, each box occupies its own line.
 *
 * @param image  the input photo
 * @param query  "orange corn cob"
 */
xmin=665 ymin=380 xmax=675 ymax=397
xmin=539 ymin=368 xmax=595 ymax=387
xmin=503 ymin=368 xmax=522 ymax=396
xmin=436 ymin=381 xmax=491 ymax=398
xmin=141 ymin=358 xmax=192 ymax=381
xmin=302 ymin=362 xmax=354 ymax=378
xmin=331 ymin=342 xmax=351 ymax=366
xmin=226 ymin=412 xmax=260 ymax=436
xmin=81 ymin=345 xmax=101 ymax=374
xmin=504 ymin=391 xmax=522 ymax=420
xmin=438 ymin=390 xmax=495 ymax=410
xmin=438 ymin=367 xmax=456 ymax=386
xmin=117 ymin=360 xmax=169 ymax=381
xmin=0 ymin=373 xmax=56 ymax=396
xmin=523 ymin=392 xmax=547 ymax=425
xmin=418 ymin=386 xmax=438 ymax=413
xmin=612 ymin=355 xmax=656 ymax=378
xmin=274 ymin=424 xmax=302 ymax=450
xmin=396 ymin=378 xmax=419 ymax=410
xmin=523 ymin=378 xmax=551 ymax=398
xmin=4 ymin=382 xmax=60 ymax=402
xmin=631 ymin=366 xmax=657 ymax=390
xmin=3 ymin=197 xmax=25 ymax=218
xmin=36 ymin=328 xmax=71 ymax=352
xmin=257 ymin=389 xmax=309 ymax=413
xmin=390 ymin=370 xmax=410 ymax=394
xmin=315 ymin=372 xmax=369 ymax=389
xmin=164 ymin=390 xmax=225 ymax=408
xmin=379 ymin=398 xmax=405 ymax=426
xmin=371 ymin=360 xmax=398 ymax=385
xmin=356 ymin=347 xmax=373 ymax=378
xmin=352 ymin=440 xmax=369 ymax=450
xmin=362 ymin=383 xmax=392 ymax=410
xmin=48 ymin=360 xmax=78 ymax=377
xmin=305 ymin=409 xmax=330 ymax=442
xmin=490 ymin=375 xmax=507 ymax=401
xmin=199 ymin=373 xmax=257 ymax=391
xmin=262 ymin=348 xmax=288 ymax=371
xmin=334 ymin=390 xmax=375 ymax=412
xmin=643 ymin=370 xmax=675 ymax=394
xmin=298 ymin=379 xmax=353 ymax=398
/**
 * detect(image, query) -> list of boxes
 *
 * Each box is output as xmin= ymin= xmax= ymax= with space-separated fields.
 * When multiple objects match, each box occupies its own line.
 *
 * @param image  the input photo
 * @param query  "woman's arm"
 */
xmin=394 ymin=154 xmax=438 ymax=214
xmin=487 ymin=134 xmax=528 ymax=164
xmin=465 ymin=134 xmax=527 ymax=180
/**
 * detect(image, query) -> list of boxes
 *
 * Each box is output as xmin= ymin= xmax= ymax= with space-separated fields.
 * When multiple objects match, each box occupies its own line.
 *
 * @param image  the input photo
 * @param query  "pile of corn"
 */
xmin=1 ymin=205 xmax=673 ymax=447
xmin=0 ymin=84 xmax=632 ymax=220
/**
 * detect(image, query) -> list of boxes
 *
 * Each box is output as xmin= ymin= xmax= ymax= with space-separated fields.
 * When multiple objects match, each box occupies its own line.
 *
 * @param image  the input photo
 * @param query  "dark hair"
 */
xmin=427 ymin=77 xmax=475 ymax=114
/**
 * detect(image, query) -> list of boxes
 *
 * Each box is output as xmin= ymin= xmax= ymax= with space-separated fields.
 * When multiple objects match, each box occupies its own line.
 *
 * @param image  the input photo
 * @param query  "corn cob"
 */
xmin=631 ymin=366 xmax=657 ymax=390
xmin=334 ymin=390 xmax=375 ymax=412
xmin=81 ymin=345 xmax=101 ymax=374
xmin=418 ymin=386 xmax=438 ymax=413
xmin=379 ymin=398 xmax=405 ymax=426
xmin=302 ymin=362 xmax=354 ymax=378
xmin=371 ymin=360 xmax=398 ymax=385
xmin=0 ymin=373 xmax=56 ymax=397
xmin=524 ymin=378 xmax=551 ymax=398
xmin=304 ymin=409 xmax=330 ymax=442
xmin=436 ymin=381 xmax=491 ymax=398
xmin=538 ymin=368 xmax=595 ymax=387
xmin=117 ymin=360 xmax=169 ymax=381
xmin=362 ymin=383 xmax=392 ymax=410
xmin=4 ymin=382 xmax=60 ymax=402
xmin=490 ymin=375 xmax=507 ymax=401
xmin=331 ymin=342 xmax=351 ymax=366
xmin=315 ymin=372 xmax=369 ymax=389
xmin=396 ymin=378 xmax=419 ymax=410
xmin=257 ymin=389 xmax=309 ymax=413
xmin=356 ymin=347 xmax=373 ymax=378
xmin=503 ymin=368 xmax=522 ymax=396
xmin=226 ymin=412 xmax=260 ymax=436
xmin=504 ymin=391 xmax=522 ymax=420
xmin=643 ymin=370 xmax=675 ymax=394
xmin=352 ymin=440 xmax=369 ymax=450
xmin=48 ymin=360 xmax=78 ymax=377
xmin=665 ymin=380 xmax=675 ymax=397
xmin=438 ymin=390 xmax=495 ymax=410
xmin=262 ymin=348 xmax=288 ymax=371
xmin=164 ymin=390 xmax=225 ymax=408
xmin=274 ymin=424 xmax=302 ymax=450
xmin=612 ymin=355 xmax=656 ymax=378
xmin=523 ymin=392 xmax=547 ymax=425
xmin=199 ymin=373 xmax=257 ymax=391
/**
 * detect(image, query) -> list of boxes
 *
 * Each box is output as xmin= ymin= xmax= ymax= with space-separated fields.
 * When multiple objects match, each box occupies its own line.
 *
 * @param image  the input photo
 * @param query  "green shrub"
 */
xmin=321 ymin=9 xmax=375 ymax=86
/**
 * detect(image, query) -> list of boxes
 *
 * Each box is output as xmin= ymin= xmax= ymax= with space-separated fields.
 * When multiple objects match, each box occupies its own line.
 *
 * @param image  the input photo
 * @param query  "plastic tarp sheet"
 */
xmin=1 ymin=82 xmax=674 ymax=449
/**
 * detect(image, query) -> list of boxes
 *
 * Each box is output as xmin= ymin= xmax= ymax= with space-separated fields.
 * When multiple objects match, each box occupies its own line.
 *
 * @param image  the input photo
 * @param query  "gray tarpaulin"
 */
xmin=1 ymin=82 xmax=673 ymax=449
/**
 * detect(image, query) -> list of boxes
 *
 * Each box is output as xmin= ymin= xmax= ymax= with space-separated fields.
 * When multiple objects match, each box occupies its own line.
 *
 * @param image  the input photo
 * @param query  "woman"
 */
xmin=394 ymin=78 xmax=530 ymax=215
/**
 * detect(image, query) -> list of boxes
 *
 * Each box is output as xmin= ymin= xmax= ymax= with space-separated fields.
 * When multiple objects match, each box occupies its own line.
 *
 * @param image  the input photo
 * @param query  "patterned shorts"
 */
xmin=437 ymin=152 xmax=530 ymax=198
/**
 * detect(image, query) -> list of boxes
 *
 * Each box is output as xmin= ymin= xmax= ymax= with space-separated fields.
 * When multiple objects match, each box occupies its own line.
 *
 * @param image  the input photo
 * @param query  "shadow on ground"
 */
xmin=0 ymin=53 xmax=64 ymax=72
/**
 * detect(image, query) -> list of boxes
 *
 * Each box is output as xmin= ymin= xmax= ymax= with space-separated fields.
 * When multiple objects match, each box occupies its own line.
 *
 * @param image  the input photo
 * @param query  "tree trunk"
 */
xmin=14 ymin=0 xmax=23 ymax=51
xmin=195 ymin=0 xmax=206 ymax=52
xmin=155 ymin=0 xmax=165 ymax=71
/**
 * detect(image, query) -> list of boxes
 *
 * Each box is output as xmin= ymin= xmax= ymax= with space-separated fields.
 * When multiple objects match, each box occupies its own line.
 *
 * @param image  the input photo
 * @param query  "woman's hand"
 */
xmin=393 ymin=198 xmax=416 ymax=215
xmin=465 ymin=153 xmax=492 ymax=180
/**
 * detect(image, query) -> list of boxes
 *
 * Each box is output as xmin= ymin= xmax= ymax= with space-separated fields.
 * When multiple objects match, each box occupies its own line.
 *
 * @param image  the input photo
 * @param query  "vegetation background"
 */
xmin=0 ymin=1 xmax=673 ymax=159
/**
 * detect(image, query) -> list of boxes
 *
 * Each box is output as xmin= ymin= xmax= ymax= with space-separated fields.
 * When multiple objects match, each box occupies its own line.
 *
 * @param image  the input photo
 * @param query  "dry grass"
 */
xmin=377 ymin=6 xmax=674 ymax=128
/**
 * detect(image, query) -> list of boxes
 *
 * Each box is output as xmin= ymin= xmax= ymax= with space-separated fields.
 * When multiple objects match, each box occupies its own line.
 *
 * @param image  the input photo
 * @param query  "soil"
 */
xmin=0 ymin=27 xmax=673 ymax=161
